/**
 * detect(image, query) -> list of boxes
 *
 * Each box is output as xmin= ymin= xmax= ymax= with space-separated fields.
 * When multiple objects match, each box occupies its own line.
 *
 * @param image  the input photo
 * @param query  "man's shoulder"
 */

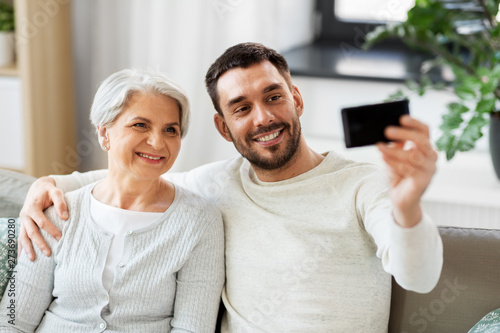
xmin=166 ymin=156 xmax=244 ymax=202
xmin=178 ymin=155 xmax=243 ymax=177
xmin=324 ymin=151 xmax=384 ymax=178
xmin=175 ymin=185 xmax=220 ymax=213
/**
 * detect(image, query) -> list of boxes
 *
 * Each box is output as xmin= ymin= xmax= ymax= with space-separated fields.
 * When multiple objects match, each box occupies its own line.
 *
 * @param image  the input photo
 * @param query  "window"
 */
xmin=282 ymin=0 xmax=435 ymax=81
xmin=316 ymin=0 xmax=415 ymax=43
xmin=335 ymin=0 xmax=415 ymax=23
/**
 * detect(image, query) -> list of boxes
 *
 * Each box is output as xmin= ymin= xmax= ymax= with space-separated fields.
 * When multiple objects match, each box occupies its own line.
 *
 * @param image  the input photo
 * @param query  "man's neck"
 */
xmin=252 ymin=142 xmax=325 ymax=182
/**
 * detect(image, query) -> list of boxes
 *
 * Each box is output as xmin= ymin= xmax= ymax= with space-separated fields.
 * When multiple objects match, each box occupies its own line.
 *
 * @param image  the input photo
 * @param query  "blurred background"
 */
xmin=0 ymin=0 xmax=498 ymax=228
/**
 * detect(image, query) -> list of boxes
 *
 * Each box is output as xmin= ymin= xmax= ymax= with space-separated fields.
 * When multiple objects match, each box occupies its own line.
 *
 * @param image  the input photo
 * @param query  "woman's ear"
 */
xmin=97 ymin=125 xmax=110 ymax=151
xmin=214 ymin=113 xmax=233 ymax=142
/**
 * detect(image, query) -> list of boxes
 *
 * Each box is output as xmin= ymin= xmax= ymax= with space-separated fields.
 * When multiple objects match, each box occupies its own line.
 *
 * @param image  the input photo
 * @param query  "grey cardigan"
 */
xmin=0 ymin=183 xmax=225 ymax=333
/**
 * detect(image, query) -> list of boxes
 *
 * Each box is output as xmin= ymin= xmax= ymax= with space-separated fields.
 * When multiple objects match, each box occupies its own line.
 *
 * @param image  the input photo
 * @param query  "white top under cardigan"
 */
xmin=90 ymin=194 xmax=162 ymax=292
xmin=50 ymin=151 xmax=443 ymax=333
xmin=90 ymin=193 xmax=162 ymax=314
xmin=0 ymin=183 xmax=225 ymax=333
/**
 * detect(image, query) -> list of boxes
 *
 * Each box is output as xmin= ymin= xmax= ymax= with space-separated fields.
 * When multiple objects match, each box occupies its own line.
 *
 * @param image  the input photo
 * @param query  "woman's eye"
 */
xmin=133 ymin=123 xmax=147 ymax=128
xmin=164 ymin=127 xmax=178 ymax=134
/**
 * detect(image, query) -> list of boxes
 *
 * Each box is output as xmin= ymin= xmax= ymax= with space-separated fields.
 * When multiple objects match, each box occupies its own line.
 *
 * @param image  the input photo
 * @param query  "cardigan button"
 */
xmin=99 ymin=322 xmax=106 ymax=329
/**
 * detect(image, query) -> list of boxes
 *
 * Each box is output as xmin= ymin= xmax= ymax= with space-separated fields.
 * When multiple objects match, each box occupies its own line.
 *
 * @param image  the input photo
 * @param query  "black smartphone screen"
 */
xmin=341 ymin=99 xmax=410 ymax=148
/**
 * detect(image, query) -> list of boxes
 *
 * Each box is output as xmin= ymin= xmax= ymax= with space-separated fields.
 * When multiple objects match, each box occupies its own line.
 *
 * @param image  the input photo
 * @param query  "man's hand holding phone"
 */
xmin=342 ymin=100 xmax=438 ymax=228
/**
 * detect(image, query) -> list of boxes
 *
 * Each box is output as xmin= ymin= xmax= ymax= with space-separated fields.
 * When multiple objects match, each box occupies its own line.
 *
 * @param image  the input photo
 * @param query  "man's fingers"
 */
xmin=379 ymin=151 xmax=416 ymax=179
xmin=20 ymin=212 xmax=53 ymax=257
xmin=51 ymin=188 xmax=69 ymax=220
xmin=399 ymin=115 xmax=430 ymax=135
xmin=25 ymin=226 xmax=52 ymax=257
xmin=384 ymin=127 xmax=436 ymax=157
xmin=378 ymin=144 xmax=430 ymax=169
xmin=385 ymin=126 xmax=426 ymax=147
xmin=378 ymin=143 xmax=437 ymax=184
xmin=17 ymin=225 xmax=35 ymax=261
xmin=30 ymin=210 xmax=62 ymax=241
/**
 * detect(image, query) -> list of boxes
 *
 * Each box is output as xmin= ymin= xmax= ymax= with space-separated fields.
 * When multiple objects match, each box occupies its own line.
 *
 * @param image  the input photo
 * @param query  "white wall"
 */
xmin=70 ymin=0 xmax=316 ymax=173
xmin=294 ymin=76 xmax=499 ymax=229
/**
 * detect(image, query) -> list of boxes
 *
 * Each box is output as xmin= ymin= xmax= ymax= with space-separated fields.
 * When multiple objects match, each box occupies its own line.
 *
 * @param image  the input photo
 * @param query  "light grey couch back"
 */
xmin=389 ymin=227 xmax=500 ymax=333
xmin=0 ymin=169 xmax=36 ymax=217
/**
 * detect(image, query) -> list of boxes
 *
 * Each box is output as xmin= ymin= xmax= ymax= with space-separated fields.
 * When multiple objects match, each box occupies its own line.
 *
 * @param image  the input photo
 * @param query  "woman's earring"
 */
xmin=102 ymin=144 xmax=109 ymax=151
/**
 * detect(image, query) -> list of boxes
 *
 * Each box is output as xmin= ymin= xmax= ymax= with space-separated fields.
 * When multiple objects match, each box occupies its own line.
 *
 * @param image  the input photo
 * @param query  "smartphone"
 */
xmin=341 ymin=99 xmax=409 ymax=148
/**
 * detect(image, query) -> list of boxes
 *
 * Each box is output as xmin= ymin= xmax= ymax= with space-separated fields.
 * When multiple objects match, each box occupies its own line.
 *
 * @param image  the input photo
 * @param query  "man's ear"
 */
xmin=213 ymin=113 xmax=233 ymax=142
xmin=292 ymin=85 xmax=304 ymax=117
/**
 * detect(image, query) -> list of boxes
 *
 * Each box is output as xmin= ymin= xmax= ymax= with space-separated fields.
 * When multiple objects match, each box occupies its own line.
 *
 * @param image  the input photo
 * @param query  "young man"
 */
xmin=19 ymin=42 xmax=442 ymax=332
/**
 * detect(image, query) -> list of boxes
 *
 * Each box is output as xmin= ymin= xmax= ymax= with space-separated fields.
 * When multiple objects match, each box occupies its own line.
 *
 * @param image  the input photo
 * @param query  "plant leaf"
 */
xmin=455 ymin=115 xmax=489 ymax=151
xmin=385 ymin=90 xmax=408 ymax=101
xmin=476 ymin=96 xmax=497 ymax=113
xmin=440 ymin=112 xmax=464 ymax=131
xmin=439 ymin=101 xmax=468 ymax=131
xmin=454 ymin=85 xmax=477 ymax=100
xmin=435 ymin=132 xmax=457 ymax=160
xmin=448 ymin=102 xmax=470 ymax=114
xmin=480 ymin=79 xmax=498 ymax=95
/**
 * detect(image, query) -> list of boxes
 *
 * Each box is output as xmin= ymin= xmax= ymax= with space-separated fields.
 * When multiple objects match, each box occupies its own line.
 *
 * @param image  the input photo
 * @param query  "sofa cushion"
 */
xmin=389 ymin=227 xmax=500 ymax=333
xmin=0 ymin=218 xmax=19 ymax=297
xmin=468 ymin=307 xmax=500 ymax=332
xmin=0 ymin=169 xmax=35 ymax=218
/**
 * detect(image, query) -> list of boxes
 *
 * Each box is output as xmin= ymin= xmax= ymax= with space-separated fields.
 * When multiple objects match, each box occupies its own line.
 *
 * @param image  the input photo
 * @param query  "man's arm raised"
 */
xmin=377 ymin=115 xmax=438 ymax=228
xmin=19 ymin=170 xmax=107 ymax=261
xmin=375 ymin=115 xmax=443 ymax=292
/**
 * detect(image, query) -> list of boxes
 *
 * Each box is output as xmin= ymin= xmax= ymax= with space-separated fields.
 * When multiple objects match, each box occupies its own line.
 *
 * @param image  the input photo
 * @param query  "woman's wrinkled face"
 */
xmin=99 ymin=92 xmax=182 ymax=181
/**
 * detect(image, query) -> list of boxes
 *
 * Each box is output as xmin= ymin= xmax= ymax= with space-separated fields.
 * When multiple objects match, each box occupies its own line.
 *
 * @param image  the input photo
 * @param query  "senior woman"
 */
xmin=0 ymin=69 xmax=224 ymax=332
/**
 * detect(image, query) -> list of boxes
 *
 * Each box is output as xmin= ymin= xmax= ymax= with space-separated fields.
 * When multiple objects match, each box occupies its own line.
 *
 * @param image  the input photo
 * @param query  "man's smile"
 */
xmin=254 ymin=129 xmax=282 ymax=142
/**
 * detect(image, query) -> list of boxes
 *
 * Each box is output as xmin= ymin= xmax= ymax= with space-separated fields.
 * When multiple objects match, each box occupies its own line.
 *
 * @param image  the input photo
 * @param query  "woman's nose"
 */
xmin=146 ymin=131 xmax=165 ymax=150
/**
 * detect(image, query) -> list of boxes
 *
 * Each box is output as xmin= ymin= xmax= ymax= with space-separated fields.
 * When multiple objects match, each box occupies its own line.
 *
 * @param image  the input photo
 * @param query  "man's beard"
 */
xmin=227 ymin=117 xmax=302 ymax=171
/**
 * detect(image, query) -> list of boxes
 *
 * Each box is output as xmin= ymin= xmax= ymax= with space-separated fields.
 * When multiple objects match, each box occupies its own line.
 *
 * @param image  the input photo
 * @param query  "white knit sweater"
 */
xmin=0 ymin=184 xmax=224 ymax=333
xmin=50 ymin=151 xmax=443 ymax=332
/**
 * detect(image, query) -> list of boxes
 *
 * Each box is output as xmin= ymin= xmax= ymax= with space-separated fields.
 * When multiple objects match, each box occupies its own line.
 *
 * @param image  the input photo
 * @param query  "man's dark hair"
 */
xmin=205 ymin=42 xmax=292 ymax=115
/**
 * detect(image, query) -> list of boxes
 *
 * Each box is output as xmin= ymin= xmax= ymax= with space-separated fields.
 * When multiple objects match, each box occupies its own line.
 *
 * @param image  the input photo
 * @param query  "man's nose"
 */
xmin=253 ymin=104 xmax=275 ymax=127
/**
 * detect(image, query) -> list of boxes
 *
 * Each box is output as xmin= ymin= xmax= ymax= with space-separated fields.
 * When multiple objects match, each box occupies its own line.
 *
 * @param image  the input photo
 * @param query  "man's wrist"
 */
xmin=39 ymin=176 xmax=56 ymax=186
xmin=393 ymin=204 xmax=423 ymax=228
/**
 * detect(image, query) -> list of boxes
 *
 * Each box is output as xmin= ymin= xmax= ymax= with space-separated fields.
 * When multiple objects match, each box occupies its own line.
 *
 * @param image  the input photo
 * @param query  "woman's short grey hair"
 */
xmin=90 ymin=68 xmax=191 ymax=138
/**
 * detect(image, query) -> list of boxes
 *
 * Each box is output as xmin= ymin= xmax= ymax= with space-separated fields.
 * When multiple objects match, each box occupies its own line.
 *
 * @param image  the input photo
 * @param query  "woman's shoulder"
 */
xmin=65 ymin=183 xmax=95 ymax=213
xmin=44 ymin=183 xmax=94 ymax=230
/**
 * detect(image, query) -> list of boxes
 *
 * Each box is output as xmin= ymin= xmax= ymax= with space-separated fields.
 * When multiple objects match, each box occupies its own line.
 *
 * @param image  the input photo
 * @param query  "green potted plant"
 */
xmin=363 ymin=0 xmax=500 ymax=179
xmin=0 ymin=1 xmax=15 ymax=67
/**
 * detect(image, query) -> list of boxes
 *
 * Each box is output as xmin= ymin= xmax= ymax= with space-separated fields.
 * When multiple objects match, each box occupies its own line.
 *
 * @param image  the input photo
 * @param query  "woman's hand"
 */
xmin=18 ymin=176 xmax=68 ymax=261
xmin=377 ymin=115 xmax=438 ymax=228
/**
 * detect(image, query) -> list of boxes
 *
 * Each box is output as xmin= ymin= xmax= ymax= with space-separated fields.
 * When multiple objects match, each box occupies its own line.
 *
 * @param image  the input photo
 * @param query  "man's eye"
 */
xmin=268 ymin=95 xmax=281 ymax=102
xmin=235 ymin=106 xmax=249 ymax=113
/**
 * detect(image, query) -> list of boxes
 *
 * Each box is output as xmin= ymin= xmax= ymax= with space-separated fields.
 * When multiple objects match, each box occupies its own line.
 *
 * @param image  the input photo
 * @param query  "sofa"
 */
xmin=0 ymin=168 xmax=499 ymax=332
xmin=389 ymin=226 xmax=500 ymax=332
